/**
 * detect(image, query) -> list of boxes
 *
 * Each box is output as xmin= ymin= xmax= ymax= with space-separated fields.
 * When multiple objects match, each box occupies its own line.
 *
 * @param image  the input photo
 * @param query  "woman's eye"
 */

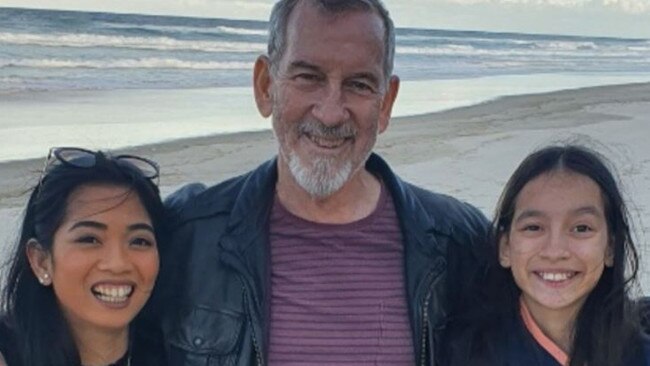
xmin=131 ymin=237 xmax=155 ymax=247
xmin=76 ymin=235 xmax=100 ymax=245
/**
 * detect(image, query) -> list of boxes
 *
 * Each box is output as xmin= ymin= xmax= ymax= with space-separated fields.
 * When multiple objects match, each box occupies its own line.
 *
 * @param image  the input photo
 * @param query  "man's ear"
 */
xmin=253 ymin=55 xmax=274 ymax=118
xmin=498 ymin=235 xmax=511 ymax=268
xmin=26 ymin=239 xmax=53 ymax=286
xmin=377 ymin=75 xmax=400 ymax=134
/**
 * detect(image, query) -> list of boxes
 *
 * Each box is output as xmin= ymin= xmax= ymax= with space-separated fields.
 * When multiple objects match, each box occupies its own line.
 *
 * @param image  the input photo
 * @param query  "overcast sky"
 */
xmin=2 ymin=0 xmax=650 ymax=38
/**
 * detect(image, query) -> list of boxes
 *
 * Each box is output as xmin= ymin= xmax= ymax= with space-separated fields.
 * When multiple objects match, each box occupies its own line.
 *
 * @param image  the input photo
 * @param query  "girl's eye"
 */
xmin=522 ymin=224 xmax=541 ymax=232
xmin=573 ymin=224 xmax=593 ymax=233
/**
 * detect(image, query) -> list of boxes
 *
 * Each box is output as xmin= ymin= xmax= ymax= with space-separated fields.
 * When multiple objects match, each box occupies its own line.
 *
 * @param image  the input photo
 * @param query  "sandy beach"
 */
xmin=1 ymin=81 xmax=649 ymax=292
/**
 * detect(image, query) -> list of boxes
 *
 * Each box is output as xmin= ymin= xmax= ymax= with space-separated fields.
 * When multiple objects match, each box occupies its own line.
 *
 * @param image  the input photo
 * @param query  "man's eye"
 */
xmin=348 ymin=81 xmax=374 ymax=94
xmin=295 ymin=73 xmax=320 ymax=82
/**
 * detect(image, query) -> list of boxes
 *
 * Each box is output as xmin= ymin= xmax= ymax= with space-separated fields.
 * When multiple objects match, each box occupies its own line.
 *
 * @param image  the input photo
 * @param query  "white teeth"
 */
xmin=92 ymin=285 xmax=133 ymax=302
xmin=96 ymin=294 xmax=128 ymax=303
xmin=538 ymin=272 xmax=575 ymax=282
xmin=308 ymin=135 xmax=346 ymax=148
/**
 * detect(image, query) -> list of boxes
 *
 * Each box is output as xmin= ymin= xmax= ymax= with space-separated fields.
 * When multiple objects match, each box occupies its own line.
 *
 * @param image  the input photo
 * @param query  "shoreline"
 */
xmin=2 ymin=81 xmax=650 ymax=292
xmin=3 ymin=73 xmax=650 ymax=162
xmin=2 ymin=79 xmax=649 ymax=165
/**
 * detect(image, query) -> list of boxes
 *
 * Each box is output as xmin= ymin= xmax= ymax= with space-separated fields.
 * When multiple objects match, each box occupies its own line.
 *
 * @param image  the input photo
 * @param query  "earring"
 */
xmin=39 ymin=273 xmax=51 ymax=286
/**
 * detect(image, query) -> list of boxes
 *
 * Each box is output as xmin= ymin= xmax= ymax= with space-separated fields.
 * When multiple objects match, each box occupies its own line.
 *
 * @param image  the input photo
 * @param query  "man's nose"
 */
xmin=312 ymin=84 xmax=350 ymax=126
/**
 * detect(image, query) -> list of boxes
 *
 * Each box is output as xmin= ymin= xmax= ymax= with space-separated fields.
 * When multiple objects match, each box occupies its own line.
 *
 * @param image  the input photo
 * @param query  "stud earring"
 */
xmin=39 ymin=273 xmax=51 ymax=286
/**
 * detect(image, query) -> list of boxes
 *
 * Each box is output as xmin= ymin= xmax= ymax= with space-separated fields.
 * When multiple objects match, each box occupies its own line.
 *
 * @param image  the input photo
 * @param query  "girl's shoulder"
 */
xmin=642 ymin=332 xmax=650 ymax=365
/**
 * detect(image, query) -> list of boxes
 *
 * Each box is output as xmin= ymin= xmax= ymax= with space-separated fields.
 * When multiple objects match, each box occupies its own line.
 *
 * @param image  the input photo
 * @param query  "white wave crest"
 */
xmin=100 ymin=22 xmax=215 ymax=34
xmin=629 ymin=45 xmax=650 ymax=51
xmin=99 ymin=22 xmax=268 ymax=37
xmin=0 ymin=32 xmax=266 ymax=53
xmin=542 ymin=41 xmax=598 ymax=50
xmin=216 ymin=26 xmax=268 ymax=36
xmin=0 ymin=58 xmax=253 ymax=70
xmin=396 ymin=34 xmax=437 ymax=42
xmin=395 ymin=42 xmax=647 ymax=57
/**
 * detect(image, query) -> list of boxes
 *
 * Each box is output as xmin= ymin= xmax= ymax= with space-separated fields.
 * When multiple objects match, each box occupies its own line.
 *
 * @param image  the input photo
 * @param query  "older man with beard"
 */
xmin=147 ymin=1 xmax=489 ymax=365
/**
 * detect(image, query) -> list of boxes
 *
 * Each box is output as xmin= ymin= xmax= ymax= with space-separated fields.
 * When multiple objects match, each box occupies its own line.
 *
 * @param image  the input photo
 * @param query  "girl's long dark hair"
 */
xmin=1 ymin=151 xmax=165 ymax=366
xmin=448 ymin=145 xmax=642 ymax=366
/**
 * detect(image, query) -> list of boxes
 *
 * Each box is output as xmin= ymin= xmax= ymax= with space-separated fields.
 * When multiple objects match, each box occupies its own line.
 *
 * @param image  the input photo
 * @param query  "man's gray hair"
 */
xmin=267 ymin=0 xmax=396 ymax=80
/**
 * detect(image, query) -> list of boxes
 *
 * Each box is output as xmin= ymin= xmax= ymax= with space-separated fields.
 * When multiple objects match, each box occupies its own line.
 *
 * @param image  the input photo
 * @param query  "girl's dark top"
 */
xmin=0 ymin=317 xmax=167 ymax=366
xmin=445 ymin=309 xmax=650 ymax=366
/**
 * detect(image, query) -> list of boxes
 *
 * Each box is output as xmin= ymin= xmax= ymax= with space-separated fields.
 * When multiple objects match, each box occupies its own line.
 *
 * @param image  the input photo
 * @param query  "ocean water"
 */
xmin=1 ymin=7 xmax=650 ymax=161
xmin=2 ymin=7 xmax=650 ymax=93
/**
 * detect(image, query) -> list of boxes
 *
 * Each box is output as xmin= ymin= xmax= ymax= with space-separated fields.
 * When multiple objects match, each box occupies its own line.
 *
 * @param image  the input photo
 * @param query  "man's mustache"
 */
xmin=298 ymin=119 xmax=357 ymax=139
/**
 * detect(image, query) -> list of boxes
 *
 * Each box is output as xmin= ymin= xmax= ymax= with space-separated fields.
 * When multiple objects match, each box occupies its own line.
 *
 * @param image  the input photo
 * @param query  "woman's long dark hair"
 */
xmin=1 ymin=151 xmax=166 ymax=366
xmin=449 ymin=145 xmax=641 ymax=366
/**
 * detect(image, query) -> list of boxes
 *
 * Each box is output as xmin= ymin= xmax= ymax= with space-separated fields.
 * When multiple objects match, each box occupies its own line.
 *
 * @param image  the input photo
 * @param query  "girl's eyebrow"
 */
xmin=513 ymin=209 xmax=544 ymax=223
xmin=514 ymin=205 xmax=602 ymax=223
xmin=571 ymin=206 xmax=603 ymax=218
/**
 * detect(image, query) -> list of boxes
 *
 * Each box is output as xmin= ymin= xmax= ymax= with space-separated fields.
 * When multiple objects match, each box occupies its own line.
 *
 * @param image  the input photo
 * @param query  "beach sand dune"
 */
xmin=1 ymin=82 xmax=649 ymax=292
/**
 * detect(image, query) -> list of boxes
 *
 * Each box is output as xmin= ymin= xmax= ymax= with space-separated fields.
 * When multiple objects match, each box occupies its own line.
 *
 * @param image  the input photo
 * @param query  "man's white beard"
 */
xmin=287 ymin=151 xmax=353 ymax=198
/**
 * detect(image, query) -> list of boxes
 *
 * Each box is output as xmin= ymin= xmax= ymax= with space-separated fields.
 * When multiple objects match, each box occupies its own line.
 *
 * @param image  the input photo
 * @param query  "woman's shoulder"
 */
xmin=0 ymin=317 xmax=20 ymax=366
xmin=0 ymin=317 xmax=14 ymax=347
xmin=130 ymin=326 xmax=168 ymax=366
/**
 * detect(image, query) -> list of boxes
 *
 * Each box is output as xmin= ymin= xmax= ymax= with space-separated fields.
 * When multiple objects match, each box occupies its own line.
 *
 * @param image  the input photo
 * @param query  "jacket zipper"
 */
xmin=419 ymin=293 xmax=432 ymax=366
xmin=242 ymin=284 xmax=263 ymax=366
xmin=418 ymin=259 xmax=445 ymax=366
xmin=221 ymin=249 xmax=264 ymax=366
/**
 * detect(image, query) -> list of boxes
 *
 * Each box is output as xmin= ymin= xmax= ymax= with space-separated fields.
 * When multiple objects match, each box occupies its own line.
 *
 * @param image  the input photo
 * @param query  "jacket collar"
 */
xmin=221 ymin=153 xmax=445 ymax=257
xmin=366 ymin=153 xmax=446 ymax=258
xmin=221 ymin=158 xmax=277 ymax=251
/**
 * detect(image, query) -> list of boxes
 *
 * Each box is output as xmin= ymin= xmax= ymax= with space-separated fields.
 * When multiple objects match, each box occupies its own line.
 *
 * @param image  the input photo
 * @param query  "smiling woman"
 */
xmin=0 ymin=148 xmax=167 ymax=366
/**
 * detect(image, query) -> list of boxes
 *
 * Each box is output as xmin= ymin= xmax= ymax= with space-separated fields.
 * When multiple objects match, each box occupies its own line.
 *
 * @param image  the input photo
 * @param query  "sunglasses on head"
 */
xmin=39 ymin=147 xmax=160 ymax=186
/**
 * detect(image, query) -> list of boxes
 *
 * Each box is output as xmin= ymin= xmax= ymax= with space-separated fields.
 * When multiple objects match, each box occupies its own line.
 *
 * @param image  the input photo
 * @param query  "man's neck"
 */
xmin=276 ymin=164 xmax=382 ymax=224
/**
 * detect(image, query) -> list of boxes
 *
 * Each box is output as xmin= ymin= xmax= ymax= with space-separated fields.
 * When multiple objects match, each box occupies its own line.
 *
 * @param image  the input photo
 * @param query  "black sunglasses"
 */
xmin=39 ymin=147 xmax=160 ymax=186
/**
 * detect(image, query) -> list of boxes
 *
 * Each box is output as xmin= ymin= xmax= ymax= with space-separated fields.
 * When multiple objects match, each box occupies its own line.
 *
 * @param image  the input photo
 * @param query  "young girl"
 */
xmin=0 ymin=147 xmax=167 ymax=366
xmin=446 ymin=145 xmax=649 ymax=366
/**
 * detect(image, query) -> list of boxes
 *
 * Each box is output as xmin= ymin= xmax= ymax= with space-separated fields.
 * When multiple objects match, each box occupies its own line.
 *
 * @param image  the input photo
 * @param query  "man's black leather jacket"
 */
xmin=145 ymin=153 xmax=489 ymax=366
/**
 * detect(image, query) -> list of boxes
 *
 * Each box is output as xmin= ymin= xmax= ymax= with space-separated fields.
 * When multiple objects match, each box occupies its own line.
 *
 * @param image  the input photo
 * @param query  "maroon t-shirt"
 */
xmin=268 ymin=184 xmax=414 ymax=365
